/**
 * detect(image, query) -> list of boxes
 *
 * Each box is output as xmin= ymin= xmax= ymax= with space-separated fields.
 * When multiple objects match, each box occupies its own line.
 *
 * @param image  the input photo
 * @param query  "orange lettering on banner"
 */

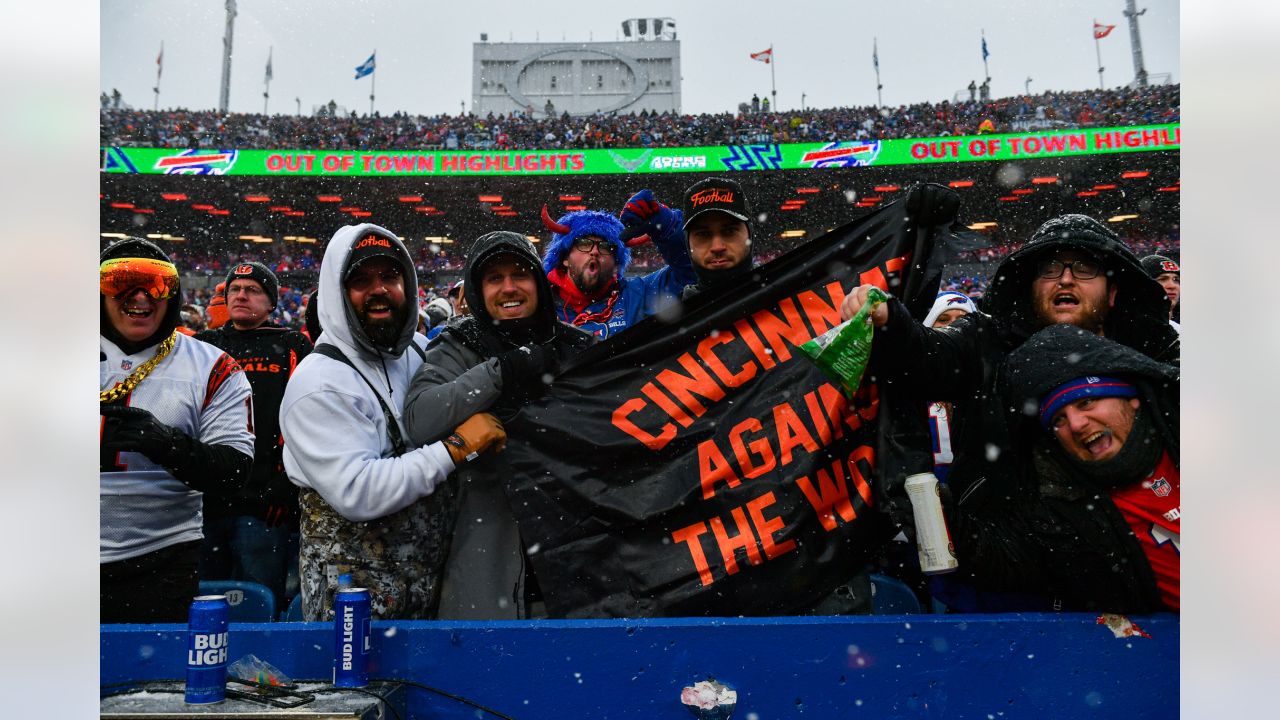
xmin=709 ymin=507 xmax=762 ymax=575
xmin=698 ymin=439 xmax=741 ymax=499
xmin=797 ymin=281 xmax=847 ymax=335
xmin=746 ymin=491 xmax=796 ymax=560
xmin=729 ymin=418 xmax=776 ymax=479
xmin=696 ymin=333 xmax=757 ymax=388
xmin=612 ymin=398 xmax=676 ymax=451
xmin=641 ymin=382 xmax=693 ymax=428
xmin=751 ymin=298 xmax=812 ymax=364
xmin=655 ymin=353 xmax=727 ymax=418
xmin=796 ymin=457 xmax=858 ymax=531
xmin=774 ymin=402 xmax=820 ymax=465
xmin=671 ymin=523 xmax=715 ymax=586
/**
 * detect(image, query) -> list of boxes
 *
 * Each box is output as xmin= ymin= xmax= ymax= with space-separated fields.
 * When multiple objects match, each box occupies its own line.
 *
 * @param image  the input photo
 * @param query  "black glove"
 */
xmin=101 ymin=405 xmax=191 ymax=466
xmin=261 ymin=483 xmax=300 ymax=528
xmin=903 ymin=182 xmax=960 ymax=227
xmin=496 ymin=344 xmax=557 ymax=400
xmin=881 ymin=480 xmax=954 ymax=545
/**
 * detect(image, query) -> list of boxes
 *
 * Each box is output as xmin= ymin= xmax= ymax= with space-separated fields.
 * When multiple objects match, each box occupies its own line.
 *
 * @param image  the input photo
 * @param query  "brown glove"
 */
xmin=444 ymin=412 xmax=507 ymax=465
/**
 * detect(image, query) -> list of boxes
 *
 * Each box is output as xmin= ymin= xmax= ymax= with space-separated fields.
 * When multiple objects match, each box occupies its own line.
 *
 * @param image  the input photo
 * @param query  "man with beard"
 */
xmin=838 ymin=213 xmax=1179 ymax=505
xmin=280 ymin=224 xmax=508 ymax=620
xmin=100 ymin=237 xmax=254 ymax=622
xmin=195 ymin=261 xmax=313 ymax=610
xmin=943 ymin=324 xmax=1180 ymax=613
xmin=405 ymin=231 xmax=595 ymax=618
xmin=541 ymin=192 xmax=695 ymax=339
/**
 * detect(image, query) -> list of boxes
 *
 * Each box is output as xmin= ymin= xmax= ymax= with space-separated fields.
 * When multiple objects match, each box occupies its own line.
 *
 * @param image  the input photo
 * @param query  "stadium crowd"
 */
xmin=101 ymin=84 xmax=1178 ymax=151
xmin=102 ymin=173 xmax=1180 ymax=623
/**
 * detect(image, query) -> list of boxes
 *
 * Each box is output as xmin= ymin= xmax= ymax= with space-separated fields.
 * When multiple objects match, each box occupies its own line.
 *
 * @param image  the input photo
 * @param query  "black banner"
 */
xmin=502 ymin=193 xmax=962 ymax=617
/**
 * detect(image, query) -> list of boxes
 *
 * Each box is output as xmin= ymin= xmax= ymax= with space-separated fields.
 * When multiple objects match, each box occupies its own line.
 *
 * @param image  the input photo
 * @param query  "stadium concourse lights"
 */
xmin=526 ymin=235 xmax=541 ymax=244
xmin=779 ymin=230 xmax=806 ymax=238
xmin=239 ymin=235 xmax=274 ymax=243
xmin=1107 ymin=214 xmax=1140 ymax=223
xmin=967 ymin=222 xmax=998 ymax=230
xmin=100 ymin=232 xmax=129 ymax=239
xmin=423 ymin=236 xmax=454 ymax=244
xmin=283 ymin=236 xmax=317 ymax=244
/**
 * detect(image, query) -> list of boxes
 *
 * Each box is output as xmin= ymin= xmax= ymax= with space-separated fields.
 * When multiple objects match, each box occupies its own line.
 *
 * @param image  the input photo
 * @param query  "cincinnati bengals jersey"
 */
xmin=100 ymin=332 xmax=254 ymax=563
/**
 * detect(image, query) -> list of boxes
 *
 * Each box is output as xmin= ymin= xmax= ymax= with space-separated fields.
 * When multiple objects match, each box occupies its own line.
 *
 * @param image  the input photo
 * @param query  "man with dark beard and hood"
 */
xmin=941 ymin=324 xmax=1180 ymax=613
xmin=405 ymin=231 xmax=595 ymax=619
xmin=678 ymin=177 xmax=756 ymax=298
xmin=280 ymin=224 xmax=508 ymax=621
xmin=99 ymin=237 xmax=254 ymax=623
xmin=541 ymin=192 xmax=695 ymax=339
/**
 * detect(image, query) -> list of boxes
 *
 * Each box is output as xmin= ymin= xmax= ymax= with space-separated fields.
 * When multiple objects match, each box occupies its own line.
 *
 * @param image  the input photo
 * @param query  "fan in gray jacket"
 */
xmin=405 ymin=231 xmax=595 ymax=619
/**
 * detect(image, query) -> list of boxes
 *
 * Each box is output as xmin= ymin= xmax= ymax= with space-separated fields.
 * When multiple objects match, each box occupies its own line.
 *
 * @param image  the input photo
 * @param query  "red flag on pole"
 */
xmin=750 ymin=47 xmax=772 ymax=64
xmin=1093 ymin=20 xmax=1116 ymax=39
xmin=156 ymin=42 xmax=164 ymax=79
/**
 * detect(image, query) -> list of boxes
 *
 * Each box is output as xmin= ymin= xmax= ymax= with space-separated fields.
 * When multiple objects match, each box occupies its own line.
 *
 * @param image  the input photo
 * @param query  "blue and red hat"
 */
xmin=1039 ymin=375 xmax=1138 ymax=430
xmin=540 ymin=206 xmax=629 ymax=279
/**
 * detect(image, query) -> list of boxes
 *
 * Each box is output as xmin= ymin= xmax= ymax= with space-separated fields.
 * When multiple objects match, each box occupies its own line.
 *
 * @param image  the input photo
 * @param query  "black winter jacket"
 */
xmin=948 ymin=324 xmax=1180 ymax=613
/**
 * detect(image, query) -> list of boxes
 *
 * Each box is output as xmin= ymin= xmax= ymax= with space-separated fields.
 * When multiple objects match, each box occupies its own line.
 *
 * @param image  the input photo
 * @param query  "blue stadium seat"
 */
xmin=281 ymin=594 xmax=303 ymax=622
xmin=197 ymin=580 xmax=276 ymax=622
xmin=869 ymin=573 xmax=924 ymax=615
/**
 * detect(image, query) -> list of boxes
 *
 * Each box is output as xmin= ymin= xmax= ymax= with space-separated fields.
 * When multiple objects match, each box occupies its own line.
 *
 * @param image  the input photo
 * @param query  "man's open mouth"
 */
xmin=1053 ymin=293 xmax=1080 ymax=307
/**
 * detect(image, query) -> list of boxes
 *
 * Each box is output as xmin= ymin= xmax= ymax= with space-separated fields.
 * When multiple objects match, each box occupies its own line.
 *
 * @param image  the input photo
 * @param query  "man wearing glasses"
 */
xmin=838 ymin=214 xmax=1178 ymax=504
xmin=99 ymin=238 xmax=255 ymax=623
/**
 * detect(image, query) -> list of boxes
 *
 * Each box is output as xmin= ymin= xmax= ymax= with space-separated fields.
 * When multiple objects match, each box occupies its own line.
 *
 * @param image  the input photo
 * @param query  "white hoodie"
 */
xmin=280 ymin=223 xmax=454 ymax=521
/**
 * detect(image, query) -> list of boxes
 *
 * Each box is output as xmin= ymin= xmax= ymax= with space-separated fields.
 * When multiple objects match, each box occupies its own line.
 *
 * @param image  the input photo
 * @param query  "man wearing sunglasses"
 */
xmin=838 ymin=213 xmax=1178 ymax=506
xmin=100 ymin=238 xmax=255 ymax=623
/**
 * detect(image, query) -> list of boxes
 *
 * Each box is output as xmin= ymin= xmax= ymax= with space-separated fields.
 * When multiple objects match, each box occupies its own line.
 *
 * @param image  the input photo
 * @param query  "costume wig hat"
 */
xmin=540 ymin=206 xmax=629 ymax=279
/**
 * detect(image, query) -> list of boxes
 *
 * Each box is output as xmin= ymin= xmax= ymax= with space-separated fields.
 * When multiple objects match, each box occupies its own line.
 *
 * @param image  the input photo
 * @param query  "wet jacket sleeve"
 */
xmin=280 ymin=385 xmax=456 ymax=522
xmin=403 ymin=339 xmax=503 ymax=447
xmin=633 ymin=206 xmax=697 ymax=308
xmin=867 ymin=298 xmax=985 ymax=403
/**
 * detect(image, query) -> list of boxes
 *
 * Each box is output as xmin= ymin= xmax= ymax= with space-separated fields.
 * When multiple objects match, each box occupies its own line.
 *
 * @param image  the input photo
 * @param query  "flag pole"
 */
xmin=369 ymin=51 xmax=376 ymax=116
xmin=1094 ymin=22 xmax=1105 ymax=89
xmin=769 ymin=46 xmax=776 ymax=112
xmin=153 ymin=41 xmax=163 ymax=111
xmin=873 ymin=37 xmax=883 ymax=108
xmin=263 ymin=46 xmax=272 ymax=115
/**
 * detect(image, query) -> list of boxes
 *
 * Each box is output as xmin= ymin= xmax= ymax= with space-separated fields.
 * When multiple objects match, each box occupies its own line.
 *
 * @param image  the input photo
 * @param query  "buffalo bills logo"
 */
xmin=946 ymin=296 xmax=968 ymax=306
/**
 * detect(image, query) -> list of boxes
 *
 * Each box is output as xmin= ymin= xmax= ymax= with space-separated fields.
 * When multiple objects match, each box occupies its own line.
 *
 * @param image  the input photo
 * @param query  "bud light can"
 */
xmin=185 ymin=595 xmax=230 ymax=704
xmin=333 ymin=588 xmax=371 ymax=688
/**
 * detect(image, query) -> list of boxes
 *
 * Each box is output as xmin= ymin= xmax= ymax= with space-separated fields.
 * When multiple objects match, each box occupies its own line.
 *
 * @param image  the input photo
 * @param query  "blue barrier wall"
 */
xmin=102 ymin=613 xmax=1178 ymax=719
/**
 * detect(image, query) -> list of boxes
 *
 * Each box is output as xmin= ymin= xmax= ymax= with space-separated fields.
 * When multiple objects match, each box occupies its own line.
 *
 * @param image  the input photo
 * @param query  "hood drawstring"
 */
xmin=378 ymin=351 xmax=392 ymax=396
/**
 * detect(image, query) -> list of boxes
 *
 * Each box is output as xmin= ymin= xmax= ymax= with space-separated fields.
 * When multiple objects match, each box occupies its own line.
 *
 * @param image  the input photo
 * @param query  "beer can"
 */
xmin=904 ymin=472 xmax=960 ymax=575
xmin=333 ymin=587 xmax=372 ymax=688
xmin=185 ymin=595 xmax=230 ymax=704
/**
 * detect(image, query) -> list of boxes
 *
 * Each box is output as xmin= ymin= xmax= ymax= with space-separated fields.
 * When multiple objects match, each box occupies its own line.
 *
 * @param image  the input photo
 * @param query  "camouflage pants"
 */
xmin=299 ymin=486 xmax=456 ymax=621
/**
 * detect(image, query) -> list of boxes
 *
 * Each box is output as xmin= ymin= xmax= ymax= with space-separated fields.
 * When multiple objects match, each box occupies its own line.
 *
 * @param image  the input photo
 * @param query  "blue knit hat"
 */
xmin=540 ymin=208 xmax=629 ymax=279
xmin=1039 ymin=375 xmax=1139 ymax=430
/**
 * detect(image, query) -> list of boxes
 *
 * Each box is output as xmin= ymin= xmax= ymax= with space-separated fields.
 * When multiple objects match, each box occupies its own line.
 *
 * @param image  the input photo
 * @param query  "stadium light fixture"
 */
xmin=398 ymin=196 xmax=423 ymax=203
xmin=496 ymin=211 xmax=518 ymax=217
xmin=316 ymin=195 xmax=343 ymax=202
xmin=491 ymin=205 xmax=512 ymax=211
xmin=873 ymin=185 xmax=900 ymax=192
xmin=779 ymin=230 xmax=807 ymax=238
xmin=145 ymin=233 xmax=165 ymax=239
xmin=133 ymin=208 xmax=155 ymax=214
xmin=781 ymin=205 xmax=802 ymax=211
xmin=967 ymin=222 xmax=998 ymax=230
xmin=998 ymin=196 xmax=1021 ymax=202
xmin=1157 ymin=186 xmax=1180 ymax=192
xmin=414 ymin=206 xmax=438 ymax=212
xmin=1121 ymin=171 xmax=1149 ymax=179
xmin=796 ymin=187 xmax=820 ymax=194
xmin=1077 ymin=191 xmax=1100 ymax=197
xmin=862 ymin=196 xmax=883 ymax=202
xmin=269 ymin=206 xmax=292 ymax=212
xmin=1031 ymin=176 xmax=1059 ymax=184
xmin=100 ymin=232 xmax=129 ymax=239
xmin=478 ymin=195 xmax=503 ymax=203
xmin=1107 ymin=214 xmax=1139 ymax=222
xmin=1011 ymin=188 xmax=1035 ymax=195
xmin=526 ymin=235 xmax=541 ymax=243
xmin=340 ymin=207 xmax=361 ymax=212
xmin=350 ymin=211 xmax=372 ymax=217
xmin=160 ymin=193 xmax=188 ymax=201
xmin=191 ymin=204 xmax=214 ymax=210
xmin=243 ymin=195 xmax=270 ymax=202
xmin=110 ymin=202 xmax=134 ymax=209
xmin=1093 ymin=184 xmax=1118 ymax=190
xmin=558 ymin=195 xmax=583 ymax=202
xmin=209 ymin=209 xmax=230 ymax=215
xmin=286 ymin=211 xmax=305 ymax=216
xmin=564 ymin=205 xmax=586 ymax=211
xmin=947 ymin=180 xmax=974 ymax=188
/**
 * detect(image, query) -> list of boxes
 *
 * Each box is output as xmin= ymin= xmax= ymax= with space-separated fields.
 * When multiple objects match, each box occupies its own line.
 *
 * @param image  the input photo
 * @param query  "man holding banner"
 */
xmin=488 ymin=185 xmax=964 ymax=618
xmin=839 ymin=213 xmax=1179 ymax=509
xmin=405 ymin=231 xmax=595 ymax=618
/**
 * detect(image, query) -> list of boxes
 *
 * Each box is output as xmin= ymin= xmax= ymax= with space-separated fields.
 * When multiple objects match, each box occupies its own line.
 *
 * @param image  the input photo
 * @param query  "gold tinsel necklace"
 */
xmin=100 ymin=330 xmax=178 ymax=403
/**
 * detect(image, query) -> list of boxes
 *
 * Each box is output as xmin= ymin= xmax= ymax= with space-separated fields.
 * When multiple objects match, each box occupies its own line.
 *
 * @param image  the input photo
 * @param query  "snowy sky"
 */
xmin=100 ymin=0 xmax=1179 ymax=116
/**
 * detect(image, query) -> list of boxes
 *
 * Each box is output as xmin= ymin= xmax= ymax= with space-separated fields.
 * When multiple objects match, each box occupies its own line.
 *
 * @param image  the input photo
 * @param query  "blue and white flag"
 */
xmin=873 ymin=39 xmax=879 ymax=71
xmin=981 ymin=36 xmax=990 ymax=61
xmin=354 ymin=52 xmax=376 ymax=79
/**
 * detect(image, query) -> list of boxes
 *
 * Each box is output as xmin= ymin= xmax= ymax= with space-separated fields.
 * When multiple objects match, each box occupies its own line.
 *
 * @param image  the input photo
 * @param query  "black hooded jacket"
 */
xmin=948 ymin=324 xmax=1180 ymax=613
xmin=867 ymin=214 xmax=1180 ymax=502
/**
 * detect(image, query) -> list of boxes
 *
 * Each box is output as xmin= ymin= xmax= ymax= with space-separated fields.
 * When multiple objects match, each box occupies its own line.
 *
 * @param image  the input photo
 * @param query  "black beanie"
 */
xmin=1140 ymin=254 xmax=1179 ymax=278
xmin=224 ymin=261 xmax=279 ymax=310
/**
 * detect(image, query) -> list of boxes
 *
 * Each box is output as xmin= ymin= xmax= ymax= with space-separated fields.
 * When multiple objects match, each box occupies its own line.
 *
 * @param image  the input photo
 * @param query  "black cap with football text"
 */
xmin=682 ymin=177 xmax=751 ymax=230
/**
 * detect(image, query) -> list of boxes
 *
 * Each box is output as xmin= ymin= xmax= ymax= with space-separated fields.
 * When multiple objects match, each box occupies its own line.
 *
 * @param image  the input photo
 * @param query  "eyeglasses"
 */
xmin=572 ymin=237 xmax=614 ymax=253
xmin=100 ymin=257 xmax=180 ymax=300
xmin=1036 ymin=257 xmax=1102 ymax=280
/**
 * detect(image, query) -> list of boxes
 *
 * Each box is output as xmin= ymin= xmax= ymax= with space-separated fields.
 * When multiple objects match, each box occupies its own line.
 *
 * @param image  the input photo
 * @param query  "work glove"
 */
xmin=619 ymin=189 xmax=679 ymax=247
xmin=101 ymin=405 xmax=192 ymax=467
xmin=444 ymin=412 xmax=507 ymax=465
xmin=261 ymin=483 xmax=300 ymax=528
xmin=496 ymin=343 xmax=557 ymax=400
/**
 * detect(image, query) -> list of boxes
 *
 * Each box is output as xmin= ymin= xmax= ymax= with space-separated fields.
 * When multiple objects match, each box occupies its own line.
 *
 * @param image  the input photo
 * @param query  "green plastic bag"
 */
xmin=798 ymin=287 xmax=889 ymax=398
